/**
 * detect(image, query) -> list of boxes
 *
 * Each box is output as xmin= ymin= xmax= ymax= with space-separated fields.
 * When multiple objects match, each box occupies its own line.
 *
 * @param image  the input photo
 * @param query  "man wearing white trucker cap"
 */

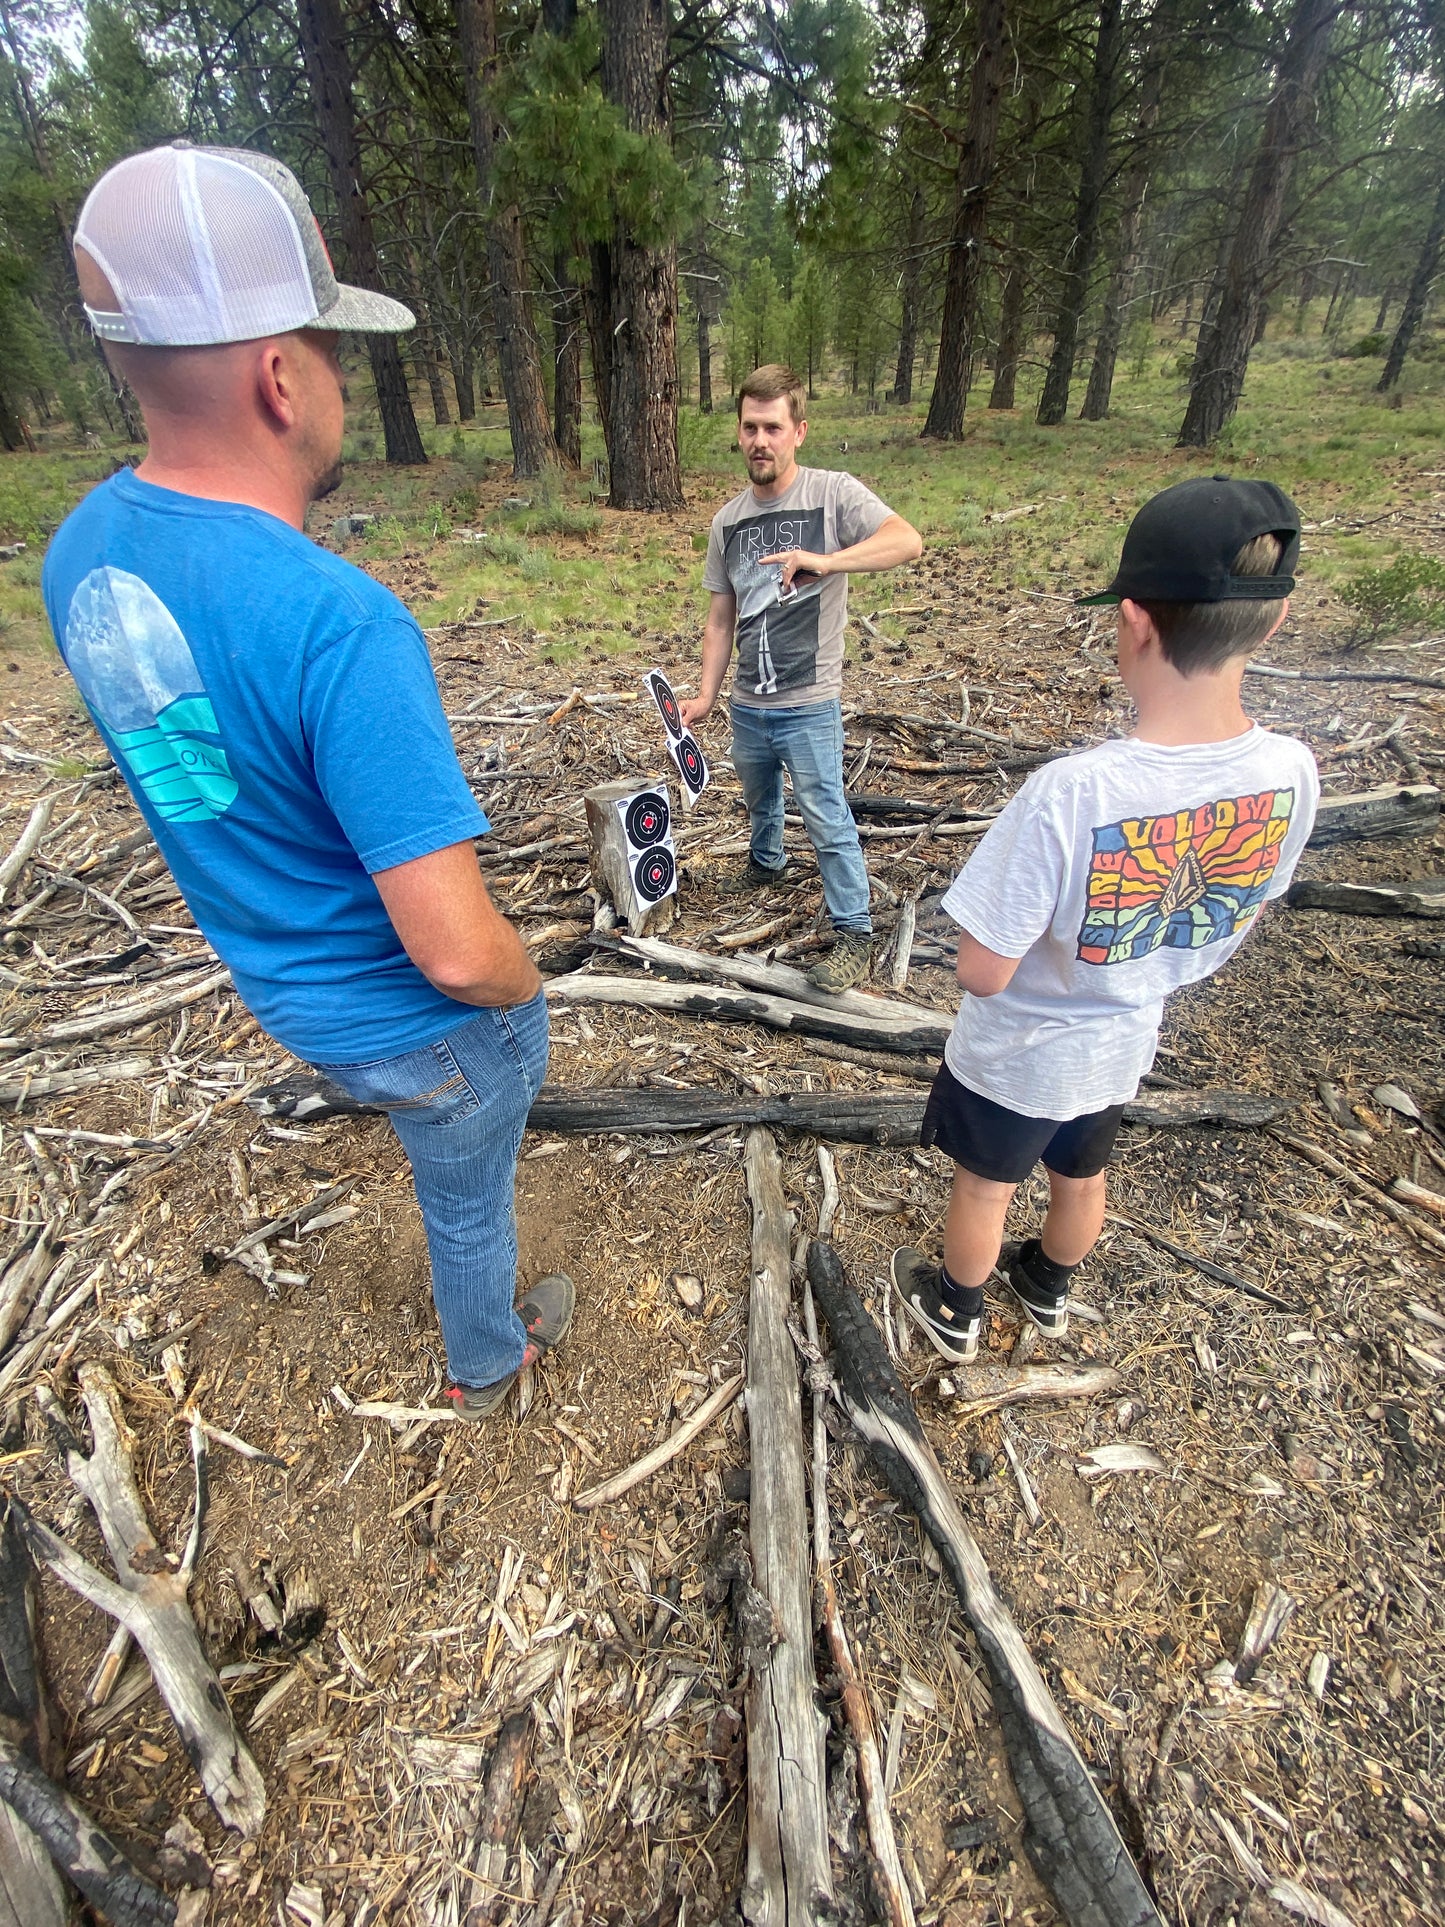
xmin=43 ymin=143 xmax=576 ymax=1422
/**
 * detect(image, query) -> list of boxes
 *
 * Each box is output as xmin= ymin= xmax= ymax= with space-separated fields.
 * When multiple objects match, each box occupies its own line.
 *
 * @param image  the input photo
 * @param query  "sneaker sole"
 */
xmin=890 ymin=1254 xmax=979 ymax=1364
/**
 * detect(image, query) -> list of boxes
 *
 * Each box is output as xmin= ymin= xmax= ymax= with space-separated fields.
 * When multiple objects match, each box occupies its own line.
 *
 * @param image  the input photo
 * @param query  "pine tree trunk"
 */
xmin=0 ymin=386 xmax=23 ymax=452
xmin=584 ymin=242 xmax=615 ymax=461
xmin=1036 ymin=0 xmax=1123 ymax=426
xmin=1081 ymin=56 xmax=1162 ymax=422
xmin=893 ymin=184 xmax=925 ymax=405
xmin=697 ymin=303 xmax=713 ymax=413
xmin=453 ymin=345 xmax=476 ymax=421
xmin=988 ymin=260 xmax=1026 ymax=409
xmin=597 ymin=0 xmax=684 ymax=510
xmin=1373 ymin=287 xmax=1392 ymax=333
xmin=553 ymin=260 xmax=584 ymax=466
xmin=296 ymin=0 xmax=427 ymax=465
xmin=408 ymin=270 xmax=452 ymax=427
xmin=922 ymin=0 xmax=1008 ymax=440
xmin=1379 ymin=178 xmax=1445 ymax=393
xmin=458 ymin=0 xmax=558 ymax=478
xmin=1178 ymin=0 xmax=1337 ymax=447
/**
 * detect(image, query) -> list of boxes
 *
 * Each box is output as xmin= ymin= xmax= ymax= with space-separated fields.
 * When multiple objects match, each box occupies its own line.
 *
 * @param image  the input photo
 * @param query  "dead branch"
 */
xmin=802 ymin=1272 xmax=913 ymax=1927
xmin=22 ymin=1366 xmax=265 ymax=1836
xmin=1287 ymin=877 xmax=1445 ymax=919
xmin=0 ymin=1060 xmax=153 ymax=1108
xmin=741 ymin=1130 xmax=834 ymax=1926
xmin=1105 ymin=1213 xmax=1303 ymax=1311
xmin=0 ymin=1739 xmax=174 ymax=1927
xmin=0 ymin=968 xmax=230 ymax=1052
xmin=1307 ymin=784 xmax=1438 ymax=847
xmin=466 ymin=1711 xmax=534 ymax=1923
xmin=1270 ymin=1131 xmax=1445 ymax=1256
xmin=807 ymin=1241 xmax=1163 ymax=1927
xmin=573 ymin=1373 xmax=742 ymax=1510
xmin=545 ymin=972 xmax=950 ymax=1056
xmin=0 ymin=800 xmax=54 ymax=907
xmin=944 ymin=1363 xmax=1121 ymax=1416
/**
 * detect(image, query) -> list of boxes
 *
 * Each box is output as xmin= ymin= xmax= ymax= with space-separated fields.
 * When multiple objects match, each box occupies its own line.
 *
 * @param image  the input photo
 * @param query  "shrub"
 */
xmin=1343 ymin=333 xmax=1387 ymax=358
xmin=1337 ymin=551 xmax=1445 ymax=638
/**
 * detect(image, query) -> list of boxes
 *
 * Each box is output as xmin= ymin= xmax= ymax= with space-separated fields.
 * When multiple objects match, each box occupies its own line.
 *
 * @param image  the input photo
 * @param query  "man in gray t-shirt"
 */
xmin=680 ymin=364 xmax=922 ymax=992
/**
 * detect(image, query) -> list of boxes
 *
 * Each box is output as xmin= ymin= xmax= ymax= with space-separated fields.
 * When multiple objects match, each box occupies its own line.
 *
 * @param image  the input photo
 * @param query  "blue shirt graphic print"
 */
xmin=64 ymin=567 xmax=238 ymax=822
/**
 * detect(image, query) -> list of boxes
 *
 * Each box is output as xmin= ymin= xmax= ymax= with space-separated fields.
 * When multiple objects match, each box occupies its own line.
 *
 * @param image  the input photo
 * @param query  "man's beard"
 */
xmin=310 ymin=458 xmax=344 ymax=503
xmin=748 ymin=454 xmax=776 ymax=477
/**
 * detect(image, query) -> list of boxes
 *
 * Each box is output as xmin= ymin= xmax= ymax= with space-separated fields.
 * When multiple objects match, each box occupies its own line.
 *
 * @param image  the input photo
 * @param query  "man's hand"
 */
xmin=678 ymin=694 xmax=711 ymax=729
xmin=757 ymin=549 xmax=830 ymax=593
xmin=374 ymin=841 xmax=543 ymax=1008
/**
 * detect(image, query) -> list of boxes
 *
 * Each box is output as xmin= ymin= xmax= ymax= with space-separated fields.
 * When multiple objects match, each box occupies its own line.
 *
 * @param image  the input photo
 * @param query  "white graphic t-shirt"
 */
xmin=940 ymin=727 xmax=1320 ymax=1120
xmin=702 ymin=466 xmax=891 ymax=708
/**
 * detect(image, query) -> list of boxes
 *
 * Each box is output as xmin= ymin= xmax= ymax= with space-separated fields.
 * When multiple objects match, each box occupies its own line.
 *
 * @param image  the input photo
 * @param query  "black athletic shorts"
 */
xmin=920 ymin=1058 xmax=1125 ymax=1185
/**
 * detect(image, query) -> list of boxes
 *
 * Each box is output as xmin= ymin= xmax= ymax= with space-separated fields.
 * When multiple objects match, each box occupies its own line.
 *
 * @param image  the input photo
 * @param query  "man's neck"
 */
xmin=133 ymin=443 xmax=311 ymax=531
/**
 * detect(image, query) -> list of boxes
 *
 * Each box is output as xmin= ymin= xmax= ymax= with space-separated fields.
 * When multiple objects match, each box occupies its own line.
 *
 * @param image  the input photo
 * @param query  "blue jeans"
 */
xmin=314 ymin=990 xmax=550 ymax=1389
xmin=729 ymin=698 xmax=872 ymax=933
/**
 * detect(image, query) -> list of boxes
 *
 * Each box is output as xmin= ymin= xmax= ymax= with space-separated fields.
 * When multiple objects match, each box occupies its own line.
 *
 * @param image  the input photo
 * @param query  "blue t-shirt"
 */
xmin=42 ymin=468 xmax=490 ymax=1063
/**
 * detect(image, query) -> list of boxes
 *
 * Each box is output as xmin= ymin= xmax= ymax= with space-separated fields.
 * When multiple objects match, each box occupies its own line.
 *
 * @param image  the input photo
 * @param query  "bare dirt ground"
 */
xmin=1 ymin=497 xmax=1443 ymax=1927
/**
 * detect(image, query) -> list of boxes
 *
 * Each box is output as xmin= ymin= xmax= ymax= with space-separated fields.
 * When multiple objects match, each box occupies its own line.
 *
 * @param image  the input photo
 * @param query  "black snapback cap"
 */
xmin=1079 ymin=476 xmax=1300 ymax=607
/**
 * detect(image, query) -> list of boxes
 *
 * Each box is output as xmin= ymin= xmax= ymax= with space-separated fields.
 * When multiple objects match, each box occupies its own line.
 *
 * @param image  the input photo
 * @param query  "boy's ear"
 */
xmin=1117 ymin=597 xmax=1158 ymax=649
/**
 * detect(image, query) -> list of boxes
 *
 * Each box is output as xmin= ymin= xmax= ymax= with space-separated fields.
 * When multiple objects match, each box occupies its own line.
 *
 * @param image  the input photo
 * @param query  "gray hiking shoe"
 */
xmin=891 ymin=1247 xmax=980 ymax=1364
xmin=718 ymin=855 xmax=789 ymax=895
xmin=445 ymin=1271 xmax=576 ymax=1421
xmin=808 ymin=932 xmax=874 ymax=993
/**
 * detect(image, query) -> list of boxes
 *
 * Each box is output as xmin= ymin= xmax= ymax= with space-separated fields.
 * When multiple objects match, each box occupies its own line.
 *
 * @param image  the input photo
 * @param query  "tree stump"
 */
xmin=584 ymin=779 xmax=677 ymax=936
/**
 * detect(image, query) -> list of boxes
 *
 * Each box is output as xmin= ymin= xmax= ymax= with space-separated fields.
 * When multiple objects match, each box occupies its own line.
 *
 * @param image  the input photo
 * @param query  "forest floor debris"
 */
xmin=0 ymin=471 xmax=1441 ymax=1927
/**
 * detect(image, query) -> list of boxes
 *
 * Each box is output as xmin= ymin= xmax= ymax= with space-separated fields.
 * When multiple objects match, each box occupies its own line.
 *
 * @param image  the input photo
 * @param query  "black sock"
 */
xmin=938 ymin=1261 xmax=984 ymax=1321
xmin=1017 ymin=1237 xmax=1076 ymax=1301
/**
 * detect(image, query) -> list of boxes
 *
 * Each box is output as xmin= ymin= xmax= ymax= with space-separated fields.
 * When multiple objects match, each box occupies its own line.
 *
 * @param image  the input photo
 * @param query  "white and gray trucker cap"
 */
xmin=75 ymin=141 xmax=414 ymax=346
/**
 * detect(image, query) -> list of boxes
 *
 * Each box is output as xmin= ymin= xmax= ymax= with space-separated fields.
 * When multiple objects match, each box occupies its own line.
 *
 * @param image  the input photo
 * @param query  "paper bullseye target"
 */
xmin=673 ymin=732 xmax=707 ymax=798
xmin=644 ymin=670 xmax=684 ymax=740
xmin=632 ymin=845 xmax=676 ymax=903
xmin=624 ymin=790 xmax=670 ymax=847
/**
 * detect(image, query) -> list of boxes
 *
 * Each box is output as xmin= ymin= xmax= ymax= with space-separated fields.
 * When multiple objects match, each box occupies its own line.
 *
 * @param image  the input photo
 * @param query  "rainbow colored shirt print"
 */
xmin=1077 ymin=788 xmax=1295 ymax=966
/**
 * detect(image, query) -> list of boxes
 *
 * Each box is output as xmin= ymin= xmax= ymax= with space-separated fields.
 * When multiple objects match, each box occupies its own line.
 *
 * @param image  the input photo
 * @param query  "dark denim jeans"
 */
xmin=729 ymin=696 xmax=872 ymax=932
xmin=315 ymin=989 xmax=549 ymax=1388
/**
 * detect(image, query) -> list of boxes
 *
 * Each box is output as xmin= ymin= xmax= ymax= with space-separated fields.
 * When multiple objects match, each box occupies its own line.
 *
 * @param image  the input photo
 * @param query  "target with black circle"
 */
xmin=631 ymin=845 xmax=676 ymax=903
xmin=672 ymin=732 xmax=708 ymax=797
xmin=624 ymin=790 xmax=670 ymax=848
xmin=646 ymin=671 xmax=684 ymax=740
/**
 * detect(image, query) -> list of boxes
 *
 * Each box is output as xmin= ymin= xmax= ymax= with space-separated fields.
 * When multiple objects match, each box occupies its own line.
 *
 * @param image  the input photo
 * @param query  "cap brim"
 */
xmin=314 ymin=284 xmax=415 ymax=334
xmin=1076 ymin=590 xmax=1120 ymax=606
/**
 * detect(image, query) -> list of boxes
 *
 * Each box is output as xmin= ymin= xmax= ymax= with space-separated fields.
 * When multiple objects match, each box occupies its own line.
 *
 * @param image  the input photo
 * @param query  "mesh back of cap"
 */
xmin=77 ymin=146 xmax=322 ymax=345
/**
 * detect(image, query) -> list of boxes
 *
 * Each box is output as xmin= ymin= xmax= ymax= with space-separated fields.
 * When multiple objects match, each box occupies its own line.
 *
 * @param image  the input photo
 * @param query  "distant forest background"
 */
xmin=2 ymin=0 xmax=1444 ymax=506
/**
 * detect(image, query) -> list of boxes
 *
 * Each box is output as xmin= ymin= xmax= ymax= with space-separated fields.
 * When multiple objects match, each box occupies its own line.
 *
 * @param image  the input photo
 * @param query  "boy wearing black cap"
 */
xmin=893 ymin=477 xmax=1319 ymax=1360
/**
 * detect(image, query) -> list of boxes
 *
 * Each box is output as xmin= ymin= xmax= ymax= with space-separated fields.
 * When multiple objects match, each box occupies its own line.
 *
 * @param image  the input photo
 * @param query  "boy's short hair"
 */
xmin=1142 ymin=532 xmax=1288 ymax=674
xmin=737 ymin=364 xmax=806 ymax=424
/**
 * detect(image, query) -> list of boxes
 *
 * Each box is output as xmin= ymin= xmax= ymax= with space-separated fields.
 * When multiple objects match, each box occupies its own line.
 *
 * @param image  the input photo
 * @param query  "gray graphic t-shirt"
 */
xmin=702 ymin=466 xmax=892 ymax=708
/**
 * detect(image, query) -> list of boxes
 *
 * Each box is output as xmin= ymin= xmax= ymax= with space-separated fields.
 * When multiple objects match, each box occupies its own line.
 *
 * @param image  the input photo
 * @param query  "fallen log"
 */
xmin=1306 ymin=783 xmax=1438 ymax=847
xmin=807 ymin=1241 xmax=1163 ymax=1927
xmin=0 ymin=1503 xmax=64 ymax=1927
xmin=941 ymin=1363 xmax=1121 ymax=1416
xmin=801 ymin=1278 xmax=913 ymax=1927
xmin=23 ymin=1367 xmax=265 ymax=1836
xmin=0 ymin=1059 xmax=152 ymax=1109
xmin=741 ymin=1130 xmax=833 ymax=1926
xmin=545 ymin=972 xmax=951 ymax=1056
xmin=1287 ymin=877 xmax=1445 ymax=919
xmin=0 ymin=1739 xmax=173 ymax=1927
xmin=596 ymin=931 xmax=953 ymax=1032
xmin=526 ymin=1085 xmax=1289 ymax=1142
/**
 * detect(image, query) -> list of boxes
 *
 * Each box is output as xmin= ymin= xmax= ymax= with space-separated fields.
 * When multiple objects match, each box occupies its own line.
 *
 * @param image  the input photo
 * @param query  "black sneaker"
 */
xmin=445 ymin=1272 xmax=576 ymax=1421
xmin=1005 ymin=1239 xmax=1070 ymax=1338
xmin=890 ymin=1247 xmax=980 ymax=1364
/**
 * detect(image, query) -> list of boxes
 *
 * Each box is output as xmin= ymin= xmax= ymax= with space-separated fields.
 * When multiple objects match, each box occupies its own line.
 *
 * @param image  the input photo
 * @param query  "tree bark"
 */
xmin=584 ymin=241 xmax=615 ymax=466
xmin=893 ymin=184 xmax=925 ymax=404
xmin=597 ymin=0 xmax=684 ymax=509
xmin=296 ymin=0 xmax=426 ymax=465
xmin=1378 ymin=175 xmax=1445 ymax=393
xmin=697 ymin=299 xmax=714 ymax=413
xmin=741 ymin=1132 xmax=834 ymax=1926
xmin=407 ymin=268 xmax=452 ymax=427
xmin=1081 ymin=56 xmax=1163 ymax=420
xmin=1178 ymin=0 xmax=1337 ymax=446
xmin=553 ymin=257 xmax=584 ymax=465
xmin=458 ymin=0 xmax=558 ymax=478
xmin=922 ymin=0 xmax=1008 ymax=439
xmin=988 ymin=252 xmax=1027 ymax=410
xmin=1036 ymin=0 xmax=1123 ymax=426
